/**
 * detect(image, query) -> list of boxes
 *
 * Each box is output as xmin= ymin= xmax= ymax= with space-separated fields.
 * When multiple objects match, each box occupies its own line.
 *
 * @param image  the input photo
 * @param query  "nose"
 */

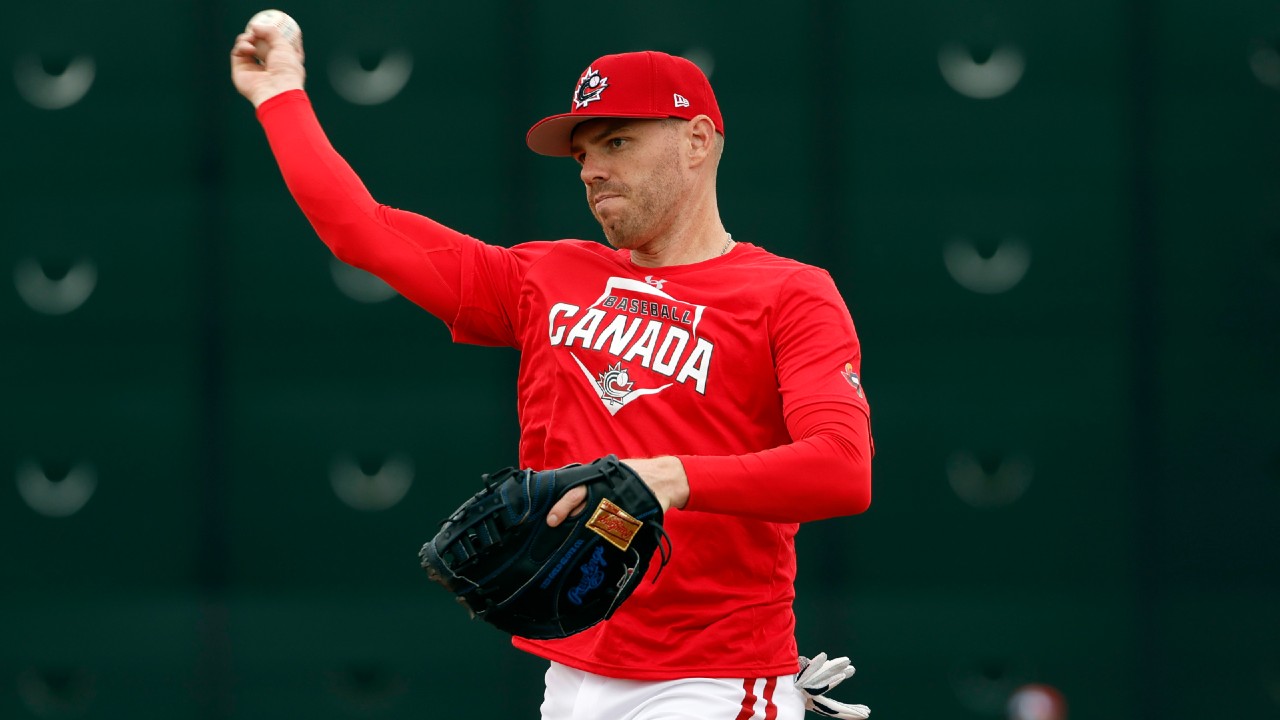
xmin=579 ymin=152 xmax=608 ymax=185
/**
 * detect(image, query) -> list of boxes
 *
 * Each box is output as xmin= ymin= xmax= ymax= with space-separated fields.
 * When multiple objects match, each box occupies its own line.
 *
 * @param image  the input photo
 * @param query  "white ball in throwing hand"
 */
xmin=245 ymin=9 xmax=302 ymax=62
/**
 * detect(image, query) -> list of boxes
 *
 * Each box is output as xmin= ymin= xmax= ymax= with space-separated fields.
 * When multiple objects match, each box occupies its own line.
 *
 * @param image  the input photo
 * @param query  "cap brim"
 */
xmin=526 ymin=111 xmax=671 ymax=157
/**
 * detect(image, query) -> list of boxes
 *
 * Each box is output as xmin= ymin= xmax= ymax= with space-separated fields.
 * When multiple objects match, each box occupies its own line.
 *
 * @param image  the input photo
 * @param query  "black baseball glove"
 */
xmin=419 ymin=455 xmax=671 ymax=640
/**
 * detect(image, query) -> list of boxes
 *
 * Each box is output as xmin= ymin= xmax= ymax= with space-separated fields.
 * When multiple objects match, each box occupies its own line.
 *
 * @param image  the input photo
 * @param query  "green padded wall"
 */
xmin=1 ymin=0 xmax=1276 ymax=718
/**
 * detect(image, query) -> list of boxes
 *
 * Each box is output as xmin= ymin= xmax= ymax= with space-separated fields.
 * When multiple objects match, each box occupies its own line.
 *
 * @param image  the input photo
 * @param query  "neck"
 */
xmin=626 ymin=196 xmax=731 ymax=268
xmin=628 ymin=230 xmax=732 ymax=268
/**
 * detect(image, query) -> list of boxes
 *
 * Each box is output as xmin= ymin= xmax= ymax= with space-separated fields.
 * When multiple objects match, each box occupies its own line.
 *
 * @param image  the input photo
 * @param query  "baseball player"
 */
xmin=232 ymin=19 xmax=873 ymax=720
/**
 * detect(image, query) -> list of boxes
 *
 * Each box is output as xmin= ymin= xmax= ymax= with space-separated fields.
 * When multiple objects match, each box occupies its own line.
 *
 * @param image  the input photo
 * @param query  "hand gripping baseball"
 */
xmin=795 ymin=652 xmax=871 ymax=719
xmin=230 ymin=10 xmax=306 ymax=108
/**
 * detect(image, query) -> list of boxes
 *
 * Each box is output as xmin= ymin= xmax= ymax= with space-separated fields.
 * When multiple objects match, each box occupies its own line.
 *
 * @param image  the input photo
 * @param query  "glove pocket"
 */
xmin=490 ymin=527 xmax=645 ymax=640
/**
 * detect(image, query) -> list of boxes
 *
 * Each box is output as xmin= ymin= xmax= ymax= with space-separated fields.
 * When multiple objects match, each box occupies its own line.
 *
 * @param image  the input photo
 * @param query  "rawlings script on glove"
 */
xmin=419 ymin=455 xmax=670 ymax=640
xmin=796 ymin=652 xmax=871 ymax=719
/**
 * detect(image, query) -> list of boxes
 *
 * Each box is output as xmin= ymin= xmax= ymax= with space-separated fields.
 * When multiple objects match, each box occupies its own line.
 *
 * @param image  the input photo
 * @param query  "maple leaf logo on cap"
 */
xmin=574 ymin=66 xmax=608 ymax=109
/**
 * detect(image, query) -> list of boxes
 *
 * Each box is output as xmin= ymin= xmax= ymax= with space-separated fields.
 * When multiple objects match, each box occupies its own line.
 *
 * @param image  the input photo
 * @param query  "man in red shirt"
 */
xmin=233 ymin=20 xmax=872 ymax=720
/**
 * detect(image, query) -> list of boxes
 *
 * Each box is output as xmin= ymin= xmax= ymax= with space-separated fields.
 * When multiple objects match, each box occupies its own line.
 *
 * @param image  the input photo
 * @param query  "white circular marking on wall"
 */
xmin=329 ymin=257 xmax=397 ymax=303
xmin=943 ymin=237 xmax=1031 ymax=295
xmin=14 ymin=54 xmax=96 ymax=110
xmin=16 ymin=460 xmax=98 ymax=518
xmin=946 ymin=451 xmax=1033 ymax=509
xmin=330 ymin=453 xmax=414 ymax=511
xmin=682 ymin=47 xmax=715 ymax=78
xmin=329 ymin=49 xmax=414 ymax=106
xmin=938 ymin=42 xmax=1024 ymax=99
xmin=14 ymin=257 xmax=98 ymax=315
xmin=1248 ymin=39 xmax=1280 ymax=90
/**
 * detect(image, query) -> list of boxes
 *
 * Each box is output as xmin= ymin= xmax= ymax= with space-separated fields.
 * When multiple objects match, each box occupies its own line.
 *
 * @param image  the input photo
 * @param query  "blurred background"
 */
xmin=2 ymin=0 xmax=1278 ymax=718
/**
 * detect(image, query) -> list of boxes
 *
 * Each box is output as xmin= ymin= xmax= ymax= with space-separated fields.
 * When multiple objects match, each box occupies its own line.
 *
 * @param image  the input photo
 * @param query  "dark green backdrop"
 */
xmin=2 ymin=1 xmax=1277 ymax=718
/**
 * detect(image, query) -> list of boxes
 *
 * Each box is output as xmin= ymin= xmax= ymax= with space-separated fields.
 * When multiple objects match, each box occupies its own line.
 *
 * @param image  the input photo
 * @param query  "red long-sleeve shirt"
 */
xmin=257 ymin=89 xmax=872 ymax=679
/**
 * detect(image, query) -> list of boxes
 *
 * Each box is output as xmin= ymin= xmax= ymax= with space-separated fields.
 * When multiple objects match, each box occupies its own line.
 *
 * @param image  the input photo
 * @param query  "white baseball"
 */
xmin=245 ymin=9 xmax=302 ymax=62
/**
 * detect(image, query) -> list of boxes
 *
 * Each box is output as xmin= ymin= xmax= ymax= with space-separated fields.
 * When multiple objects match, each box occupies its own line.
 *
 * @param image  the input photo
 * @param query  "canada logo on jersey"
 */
xmin=548 ymin=277 xmax=714 ymax=416
xmin=596 ymin=362 xmax=639 ymax=402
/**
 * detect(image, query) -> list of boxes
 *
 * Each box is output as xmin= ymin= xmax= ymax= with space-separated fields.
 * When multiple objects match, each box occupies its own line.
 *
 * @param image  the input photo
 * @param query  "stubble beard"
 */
xmin=591 ymin=156 xmax=684 ymax=250
xmin=596 ymin=188 xmax=658 ymax=250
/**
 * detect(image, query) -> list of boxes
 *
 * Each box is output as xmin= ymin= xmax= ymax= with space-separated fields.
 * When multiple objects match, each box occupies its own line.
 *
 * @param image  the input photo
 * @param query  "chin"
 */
xmin=599 ymin=226 xmax=631 ymax=249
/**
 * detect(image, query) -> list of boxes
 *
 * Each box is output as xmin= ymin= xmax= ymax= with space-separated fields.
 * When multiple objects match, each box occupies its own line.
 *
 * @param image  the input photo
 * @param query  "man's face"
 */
xmin=570 ymin=118 xmax=686 ymax=250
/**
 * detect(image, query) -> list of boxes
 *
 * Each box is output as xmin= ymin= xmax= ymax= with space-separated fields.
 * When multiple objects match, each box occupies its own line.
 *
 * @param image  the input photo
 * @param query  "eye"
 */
xmin=609 ymin=137 xmax=627 ymax=149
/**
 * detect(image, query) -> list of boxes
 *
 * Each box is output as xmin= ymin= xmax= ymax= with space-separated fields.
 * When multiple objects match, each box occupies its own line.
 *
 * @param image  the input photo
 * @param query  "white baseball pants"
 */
xmin=540 ymin=661 xmax=804 ymax=720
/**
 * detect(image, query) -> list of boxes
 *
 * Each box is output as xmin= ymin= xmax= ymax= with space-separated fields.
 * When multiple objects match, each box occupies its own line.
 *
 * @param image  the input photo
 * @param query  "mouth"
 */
xmin=592 ymin=193 xmax=621 ymax=209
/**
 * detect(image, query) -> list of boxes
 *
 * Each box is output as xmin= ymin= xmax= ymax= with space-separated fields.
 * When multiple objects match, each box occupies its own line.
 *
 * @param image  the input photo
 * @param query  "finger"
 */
xmin=248 ymin=20 xmax=304 ymax=62
xmin=246 ymin=20 xmax=280 ymax=41
xmin=230 ymin=39 xmax=261 ymax=71
xmin=230 ymin=37 xmax=258 ymax=60
xmin=546 ymin=486 xmax=588 ymax=527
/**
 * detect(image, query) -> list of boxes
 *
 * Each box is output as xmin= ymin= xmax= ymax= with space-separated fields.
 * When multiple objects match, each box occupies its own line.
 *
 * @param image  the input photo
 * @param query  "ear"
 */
xmin=684 ymin=115 xmax=718 ymax=168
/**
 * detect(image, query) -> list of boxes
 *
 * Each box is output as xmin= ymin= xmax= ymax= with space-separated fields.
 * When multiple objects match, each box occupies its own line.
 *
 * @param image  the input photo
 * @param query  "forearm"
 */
xmin=255 ymin=89 xmax=465 ymax=319
xmin=256 ymin=90 xmax=377 ymax=230
xmin=676 ymin=403 xmax=872 ymax=523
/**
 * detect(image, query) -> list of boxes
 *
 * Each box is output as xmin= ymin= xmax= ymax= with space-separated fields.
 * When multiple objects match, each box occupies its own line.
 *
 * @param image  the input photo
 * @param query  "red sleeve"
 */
xmin=255 ymin=89 xmax=470 ymax=325
xmin=676 ymin=400 xmax=872 ymax=523
xmin=677 ymin=268 xmax=872 ymax=523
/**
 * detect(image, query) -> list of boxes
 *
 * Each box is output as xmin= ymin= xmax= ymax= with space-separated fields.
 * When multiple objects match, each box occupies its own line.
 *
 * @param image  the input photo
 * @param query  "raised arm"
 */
xmin=230 ymin=16 xmax=472 ymax=324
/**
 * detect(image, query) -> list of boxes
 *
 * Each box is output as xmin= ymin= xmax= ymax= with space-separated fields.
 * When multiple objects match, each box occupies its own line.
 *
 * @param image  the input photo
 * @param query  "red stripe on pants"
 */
xmin=735 ymin=677 xmax=778 ymax=720
xmin=762 ymin=677 xmax=778 ymax=720
xmin=735 ymin=679 xmax=758 ymax=720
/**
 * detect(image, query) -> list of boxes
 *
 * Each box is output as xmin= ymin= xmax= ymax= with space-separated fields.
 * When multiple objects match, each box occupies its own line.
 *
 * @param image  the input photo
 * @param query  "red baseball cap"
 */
xmin=526 ymin=50 xmax=724 ymax=157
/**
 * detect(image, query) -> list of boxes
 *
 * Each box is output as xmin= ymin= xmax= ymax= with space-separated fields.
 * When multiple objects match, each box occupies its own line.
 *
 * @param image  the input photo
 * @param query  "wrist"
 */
xmin=662 ymin=456 xmax=690 ymax=509
xmin=252 ymin=82 xmax=303 ymax=109
xmin=623 ymin=456 xmax=689 ymax=512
